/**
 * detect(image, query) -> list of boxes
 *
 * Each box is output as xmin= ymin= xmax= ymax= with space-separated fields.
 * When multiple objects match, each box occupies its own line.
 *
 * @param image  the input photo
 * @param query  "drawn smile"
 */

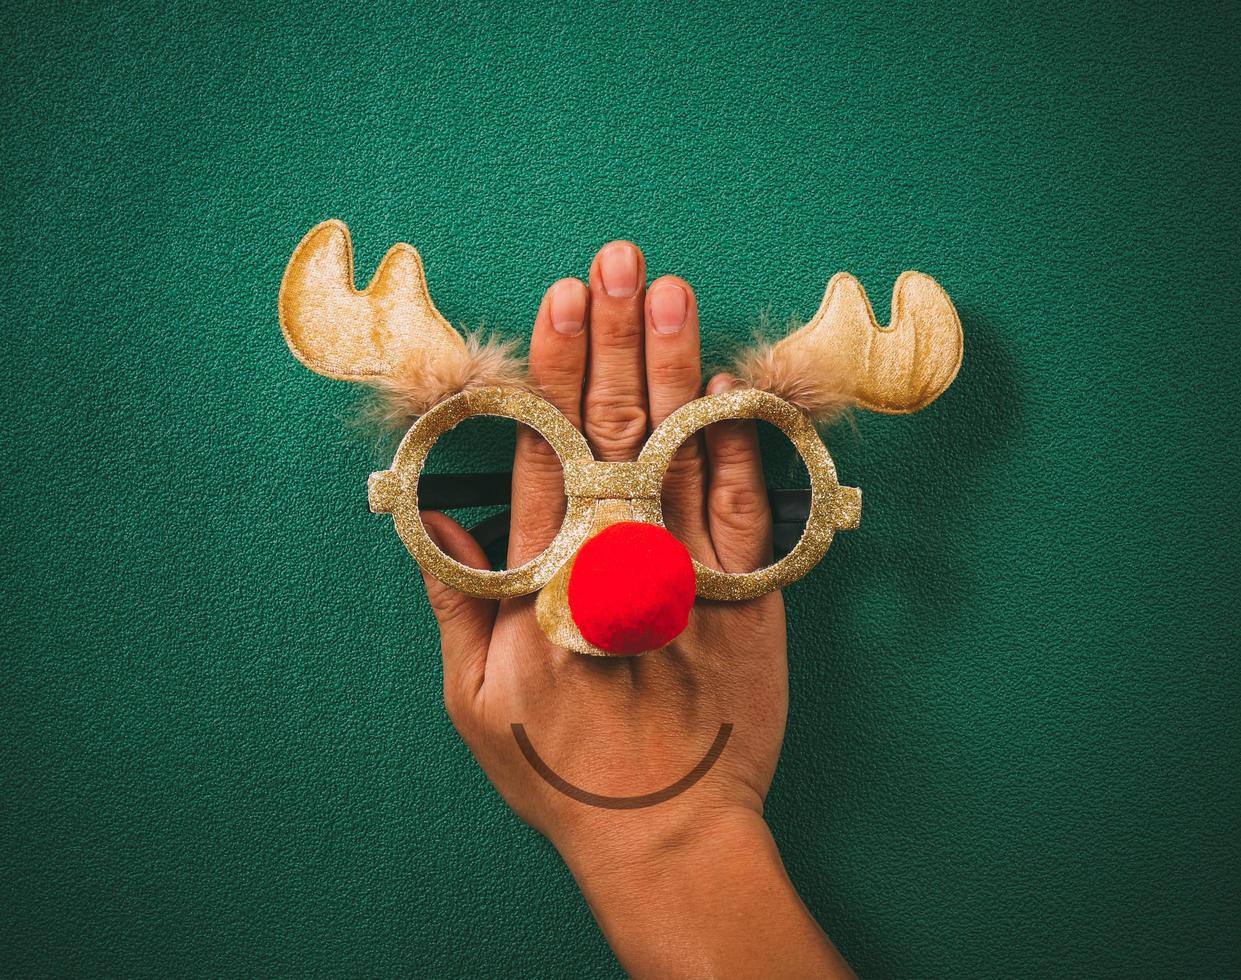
xmin=510 ymin=723 xmax=733 ymax=810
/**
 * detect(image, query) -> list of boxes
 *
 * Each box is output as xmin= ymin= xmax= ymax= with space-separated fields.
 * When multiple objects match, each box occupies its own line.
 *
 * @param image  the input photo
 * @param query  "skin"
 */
xmin=420 ymin=241 xmax=855 ymax=979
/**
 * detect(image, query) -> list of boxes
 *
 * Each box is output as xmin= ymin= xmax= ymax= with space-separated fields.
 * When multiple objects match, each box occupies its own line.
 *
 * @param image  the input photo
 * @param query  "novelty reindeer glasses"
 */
xmin=280 ymin=221 xmax=964 ymax=657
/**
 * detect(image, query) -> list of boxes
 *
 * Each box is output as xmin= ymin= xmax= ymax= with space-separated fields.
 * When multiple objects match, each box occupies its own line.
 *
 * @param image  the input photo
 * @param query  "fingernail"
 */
xmin=649 ymin=282 xmax=687 ymax=335
xmin=549 ymin=279 xmax=585 ymax=335
xmin=707 ymin=374 xmax=738 ymax=395
xmin=599 ymin=242 xmax=639 ymax=298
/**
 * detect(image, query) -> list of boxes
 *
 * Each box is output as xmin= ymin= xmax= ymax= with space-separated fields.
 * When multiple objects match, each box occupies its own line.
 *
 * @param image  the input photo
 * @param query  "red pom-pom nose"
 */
xmin=567 ymin=521 xmax=696 ymax=655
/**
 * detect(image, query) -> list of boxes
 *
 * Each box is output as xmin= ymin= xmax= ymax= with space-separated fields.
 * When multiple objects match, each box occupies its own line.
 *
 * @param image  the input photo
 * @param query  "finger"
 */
xmin=703 ymin=375 xmax=773 ymax=573
xmin=509 ymin=278 xmax=588 ymax=567
xmin=421 ymin=511 xmax=497 ymax=716
xmin=584 ymin=240 xmax=648 ymax=461
xmin=645 ymin=275 xmax=711 ymax=554
xmin=645 ymin=276 xmax=701 ymax=426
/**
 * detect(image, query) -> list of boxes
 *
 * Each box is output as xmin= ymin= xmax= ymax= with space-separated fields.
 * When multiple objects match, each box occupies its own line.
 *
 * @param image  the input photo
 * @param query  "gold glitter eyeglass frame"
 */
xmin=365 ymin=385 xmax=863 ymax=601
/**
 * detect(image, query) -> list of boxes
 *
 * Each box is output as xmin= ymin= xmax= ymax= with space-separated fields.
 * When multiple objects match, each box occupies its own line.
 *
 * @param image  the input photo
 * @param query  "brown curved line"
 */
xmin=510 ymin=723 xmax=733 ymax=811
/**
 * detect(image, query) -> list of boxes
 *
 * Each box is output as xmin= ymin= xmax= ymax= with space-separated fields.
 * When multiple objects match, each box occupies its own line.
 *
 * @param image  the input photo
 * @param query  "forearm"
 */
xmin=560 ymin=809 xmax=854 ymax=979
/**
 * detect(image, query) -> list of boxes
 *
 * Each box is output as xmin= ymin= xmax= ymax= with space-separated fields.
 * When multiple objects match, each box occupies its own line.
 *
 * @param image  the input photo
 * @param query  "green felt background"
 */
xmin=3 ymin=1 xmax=1238 ymax=976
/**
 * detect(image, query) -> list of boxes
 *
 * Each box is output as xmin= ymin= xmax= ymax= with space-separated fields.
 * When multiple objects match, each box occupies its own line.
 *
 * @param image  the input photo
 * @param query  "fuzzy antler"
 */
xmin=279 ymin=221 xmax=525 ymax=424
xmin=279 ymin=219 xmax=467 ymax=381
xmin=737 ymin=271 xmax=963 ymax=420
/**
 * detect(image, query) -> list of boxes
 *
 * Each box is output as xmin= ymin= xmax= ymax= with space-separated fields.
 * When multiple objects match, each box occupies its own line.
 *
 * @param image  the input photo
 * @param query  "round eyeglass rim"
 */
xmin=639 ymin=387 xmax=859 ymax=600
xmin=385 ymin=387 xmax=595 ymax=598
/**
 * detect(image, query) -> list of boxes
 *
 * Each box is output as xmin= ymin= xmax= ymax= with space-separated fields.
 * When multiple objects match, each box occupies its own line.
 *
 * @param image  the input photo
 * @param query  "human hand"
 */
xmin=420 ymin=240 xmax=785 ymax=850
xmin=420 ymin=241 xmax=850 ymax=977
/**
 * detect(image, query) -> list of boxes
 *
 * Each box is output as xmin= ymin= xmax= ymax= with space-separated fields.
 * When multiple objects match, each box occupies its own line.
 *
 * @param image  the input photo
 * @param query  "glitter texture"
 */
xmin=370 ymin=387 xmax=595 ymax=598
xmin=642 ymin=387 xmax=862 ymax=601
xmin=369 ymin=386 xmax=861 ymax=607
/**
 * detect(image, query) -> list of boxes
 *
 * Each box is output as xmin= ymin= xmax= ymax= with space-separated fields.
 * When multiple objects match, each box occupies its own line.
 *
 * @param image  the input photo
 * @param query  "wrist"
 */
xmin=556 ymin=802 xmax=770 ymax=899
xmin=556 ymin=805 xmax=850 ymax=978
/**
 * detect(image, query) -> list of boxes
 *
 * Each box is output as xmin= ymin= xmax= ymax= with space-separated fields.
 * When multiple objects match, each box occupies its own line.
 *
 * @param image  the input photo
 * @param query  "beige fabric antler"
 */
xmin=278 ymin=219 xmax=466 ymax=381
xmin=738 ymin=271 xmax=964 ymax=417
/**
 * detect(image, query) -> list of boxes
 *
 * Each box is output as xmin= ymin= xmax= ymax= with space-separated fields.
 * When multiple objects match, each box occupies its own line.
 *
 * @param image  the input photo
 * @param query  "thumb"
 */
xmin=420 ymin=511 xmax=496 ymax=713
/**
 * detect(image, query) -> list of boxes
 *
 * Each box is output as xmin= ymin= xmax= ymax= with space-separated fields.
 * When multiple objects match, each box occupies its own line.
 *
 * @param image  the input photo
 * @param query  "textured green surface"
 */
xmin=3 ymin=1 xmax=1238 ymax=976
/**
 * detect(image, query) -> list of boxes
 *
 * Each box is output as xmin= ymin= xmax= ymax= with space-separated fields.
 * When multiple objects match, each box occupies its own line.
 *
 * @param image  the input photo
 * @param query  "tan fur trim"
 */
xmin=364 ymin=332 xmax=528 ymax=429
xmin=734 ymin=329 xmax=857 ymax=426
